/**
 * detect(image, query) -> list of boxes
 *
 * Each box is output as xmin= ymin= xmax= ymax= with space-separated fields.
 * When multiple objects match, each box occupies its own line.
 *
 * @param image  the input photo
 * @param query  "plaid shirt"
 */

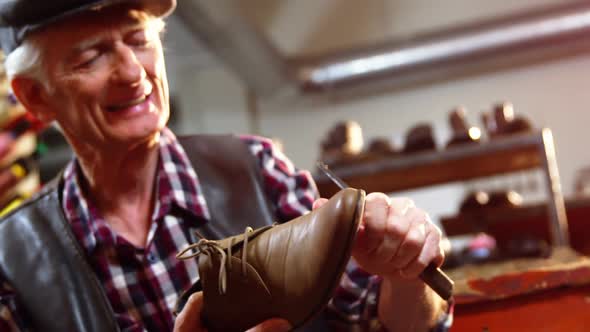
xmin=0 ymin=128 xmax=451 ymax=331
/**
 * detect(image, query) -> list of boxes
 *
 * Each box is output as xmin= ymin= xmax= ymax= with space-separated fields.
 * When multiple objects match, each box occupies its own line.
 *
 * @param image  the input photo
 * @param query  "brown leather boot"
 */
xmin=446 ymin=107 xmax=481 ymax=148
xmin=403 ymin=123 xmax=436 ymax=154
xmin=175 ymin=188 xmax=366 ymax=332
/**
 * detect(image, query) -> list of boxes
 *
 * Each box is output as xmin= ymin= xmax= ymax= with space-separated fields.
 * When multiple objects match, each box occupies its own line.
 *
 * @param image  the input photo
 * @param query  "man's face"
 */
xmin=35 ymin=7 xmax=169 ymax=150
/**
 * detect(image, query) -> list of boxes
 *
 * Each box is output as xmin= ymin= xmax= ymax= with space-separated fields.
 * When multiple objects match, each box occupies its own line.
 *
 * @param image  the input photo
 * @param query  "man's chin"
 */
xmin=107 ymin=127 xmax=162 ymax=148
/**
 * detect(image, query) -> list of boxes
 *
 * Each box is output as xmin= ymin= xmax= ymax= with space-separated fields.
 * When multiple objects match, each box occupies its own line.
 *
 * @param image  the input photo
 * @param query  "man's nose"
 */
xmin=111 ymin=44 xmax=146 ymax=85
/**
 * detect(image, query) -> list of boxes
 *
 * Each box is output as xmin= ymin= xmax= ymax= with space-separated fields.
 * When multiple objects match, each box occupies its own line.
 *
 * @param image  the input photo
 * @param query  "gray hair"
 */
xmin=5 ymin=37 xmax=46 ymax=85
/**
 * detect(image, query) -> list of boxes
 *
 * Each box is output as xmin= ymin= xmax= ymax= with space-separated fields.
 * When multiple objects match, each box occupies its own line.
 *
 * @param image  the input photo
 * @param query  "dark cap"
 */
xmin=0 ymin=0 xmax=176 ymax=54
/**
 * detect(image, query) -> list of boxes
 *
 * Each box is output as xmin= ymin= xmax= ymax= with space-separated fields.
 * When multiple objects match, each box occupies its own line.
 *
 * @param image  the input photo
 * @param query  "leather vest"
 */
xmin=0 ymin=135 xmax=329 ymax=332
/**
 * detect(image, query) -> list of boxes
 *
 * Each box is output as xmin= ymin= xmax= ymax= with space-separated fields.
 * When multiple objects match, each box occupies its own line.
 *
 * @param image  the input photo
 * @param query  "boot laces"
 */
xmin=176 ymin=227 xmax=255 ymax=294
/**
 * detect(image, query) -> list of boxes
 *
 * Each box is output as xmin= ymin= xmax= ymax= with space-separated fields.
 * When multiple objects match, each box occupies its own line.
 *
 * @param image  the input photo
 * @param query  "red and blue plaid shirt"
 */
xmin=0 ymin=128 xmax=451 ymax=331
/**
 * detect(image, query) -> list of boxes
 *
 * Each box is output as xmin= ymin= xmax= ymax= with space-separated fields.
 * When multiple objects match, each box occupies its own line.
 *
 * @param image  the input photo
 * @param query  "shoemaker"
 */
xmin=0 ymin=1 xmax=452 ymax=331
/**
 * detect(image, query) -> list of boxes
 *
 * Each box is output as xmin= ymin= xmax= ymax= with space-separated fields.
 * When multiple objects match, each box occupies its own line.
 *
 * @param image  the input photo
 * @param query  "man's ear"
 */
xmin=11 ymin=77 xmax=56 ymax=123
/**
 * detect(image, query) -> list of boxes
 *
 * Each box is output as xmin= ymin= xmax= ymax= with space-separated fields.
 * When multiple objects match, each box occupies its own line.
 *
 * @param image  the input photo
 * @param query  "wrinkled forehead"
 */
xmin=31 ymin=5 xmax=158 ymax=64
xmin=32 ymin=4 xmax=155 ymax=47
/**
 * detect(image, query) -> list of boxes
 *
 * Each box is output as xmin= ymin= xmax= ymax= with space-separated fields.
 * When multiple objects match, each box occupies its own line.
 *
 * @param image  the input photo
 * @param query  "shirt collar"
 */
xmin=152 ymin=128 xmax=211 ymax=221
xmin=61 ymin=128 xmax=210 ymax=252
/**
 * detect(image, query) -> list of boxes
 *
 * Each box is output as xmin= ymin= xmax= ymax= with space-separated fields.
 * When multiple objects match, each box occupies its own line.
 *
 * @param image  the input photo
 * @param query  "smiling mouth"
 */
xmin=106 ymin=94 xmax=150 ymax=112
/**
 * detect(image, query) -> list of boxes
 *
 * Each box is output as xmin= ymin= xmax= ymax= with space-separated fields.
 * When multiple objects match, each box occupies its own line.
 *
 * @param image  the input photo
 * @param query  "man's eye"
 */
xmin=75 ymin=50 xmax=101 ymax=68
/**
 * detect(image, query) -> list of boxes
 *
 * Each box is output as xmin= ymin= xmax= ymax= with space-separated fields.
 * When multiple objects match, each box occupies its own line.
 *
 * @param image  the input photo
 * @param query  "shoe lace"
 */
xmin=176 ymin=227 xmax=255 ymax=294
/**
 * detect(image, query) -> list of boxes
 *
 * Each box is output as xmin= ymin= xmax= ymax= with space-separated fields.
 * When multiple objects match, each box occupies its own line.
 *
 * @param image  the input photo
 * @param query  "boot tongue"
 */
xmin=216 ymin=224 xmax=275 ymax=251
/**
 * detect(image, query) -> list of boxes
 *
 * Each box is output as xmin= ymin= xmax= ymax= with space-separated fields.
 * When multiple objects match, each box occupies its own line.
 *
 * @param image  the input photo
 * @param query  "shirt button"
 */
xmin=147 ymin=253 xmax=157 ymax=263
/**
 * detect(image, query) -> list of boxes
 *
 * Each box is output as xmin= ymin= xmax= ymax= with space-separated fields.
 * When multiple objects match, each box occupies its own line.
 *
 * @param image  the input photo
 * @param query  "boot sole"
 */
xmin=293 ymin=189 xmax=366 ymax=331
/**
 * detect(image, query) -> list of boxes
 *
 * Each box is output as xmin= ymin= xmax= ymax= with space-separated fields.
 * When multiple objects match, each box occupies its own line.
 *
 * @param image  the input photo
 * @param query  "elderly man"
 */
xmin=0 ymin=1 xmax=451 ymax=331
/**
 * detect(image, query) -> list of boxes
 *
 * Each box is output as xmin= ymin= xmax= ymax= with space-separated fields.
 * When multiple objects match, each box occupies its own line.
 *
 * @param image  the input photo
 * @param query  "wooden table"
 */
xmin=448 ymin=247 xmax=590 ymax=331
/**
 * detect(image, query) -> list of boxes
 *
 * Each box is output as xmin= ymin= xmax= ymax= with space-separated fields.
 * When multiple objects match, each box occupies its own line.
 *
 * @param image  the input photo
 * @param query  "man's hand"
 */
xmin=173 ymin=292 xmax=292 ymax=332
xmin=313 ymin=192 xmax=444 ymax=280
xmin=314 ymin=192 xmax=447 ymax=331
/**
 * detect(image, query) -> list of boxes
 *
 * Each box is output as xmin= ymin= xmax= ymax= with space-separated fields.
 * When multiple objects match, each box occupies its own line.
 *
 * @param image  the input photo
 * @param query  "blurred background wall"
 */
xmin=163 ymin=0 xmax=590 ymax=223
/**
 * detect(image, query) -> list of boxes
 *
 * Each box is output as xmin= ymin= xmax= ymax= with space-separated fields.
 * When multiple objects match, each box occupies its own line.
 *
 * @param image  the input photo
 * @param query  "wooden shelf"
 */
xmin=440 ymin=196 xmax=590 ymax=254
xmin=315 ymin=128 xmax=570 ymax=246
xmin=442 ymin=197 xmax=590 ymax=234
xmin=315 ymin=130 xmax=545 ymax=196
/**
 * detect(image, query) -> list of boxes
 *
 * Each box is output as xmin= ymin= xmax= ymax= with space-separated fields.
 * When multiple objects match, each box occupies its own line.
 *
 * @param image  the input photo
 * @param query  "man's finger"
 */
xmin=361 ymin=192 xmax=391 ymax=253
xmin=368 ymin=209 xmax=409 ymax=263
xmin=173 ymin=293 xmax=205 ymax=332
xmin=389 ymin=197 xmax=415 ymax=216
xmin=401 ymin=228 xmax=441 ymax=278
xmin=392 ymin=221 xmax=426 ymax=270
xmin=380 ymin=205 xmax=413 ymax=258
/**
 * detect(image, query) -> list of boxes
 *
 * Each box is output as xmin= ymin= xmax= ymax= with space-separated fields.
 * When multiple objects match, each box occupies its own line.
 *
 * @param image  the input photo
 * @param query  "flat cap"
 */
xmin=0 ymin=0 xmax=176 ymax=54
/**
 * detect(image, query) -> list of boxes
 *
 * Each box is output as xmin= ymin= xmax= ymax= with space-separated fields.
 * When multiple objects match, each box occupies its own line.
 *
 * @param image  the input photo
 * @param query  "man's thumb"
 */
xmin=312 ymin=198 xmax=329 ymax=210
